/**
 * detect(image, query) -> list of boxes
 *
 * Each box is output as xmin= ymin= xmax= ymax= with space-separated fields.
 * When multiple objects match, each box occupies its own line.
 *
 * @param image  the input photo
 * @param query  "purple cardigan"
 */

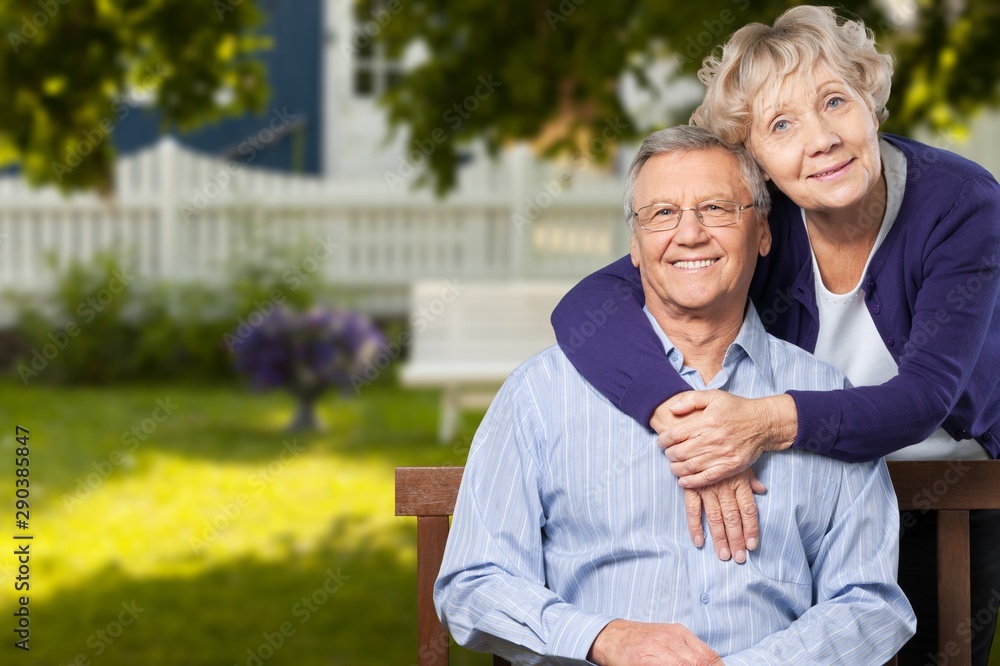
xmin=552 ymin=134 xmax=1000 ymax=462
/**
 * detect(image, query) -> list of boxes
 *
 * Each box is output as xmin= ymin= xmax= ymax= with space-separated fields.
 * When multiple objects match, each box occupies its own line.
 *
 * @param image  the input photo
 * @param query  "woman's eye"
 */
xmin=828 ymin=97 xmax=844 ymax=109
xmin=772 ymin=120 xmax=789 ymax=132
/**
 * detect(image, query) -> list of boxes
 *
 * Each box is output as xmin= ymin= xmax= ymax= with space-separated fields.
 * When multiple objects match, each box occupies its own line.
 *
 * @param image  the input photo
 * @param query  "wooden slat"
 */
xmin=888 ymin=460 xmax=1000 ymax=510
xmin=396 ymin=467 xmax=464 ymax=516
xmin=887 ymin=461 xmax=1000 ymax=666
xmin=399 ymin=467 xmax=511 ymax=666
xmin=937 ymin=510 xmax=972 ymax=666
xmin=417 ymin=516 xmax=450 ymax=666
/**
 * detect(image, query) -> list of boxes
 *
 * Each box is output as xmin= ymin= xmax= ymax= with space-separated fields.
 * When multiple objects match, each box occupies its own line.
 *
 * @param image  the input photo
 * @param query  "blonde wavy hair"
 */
xmin=691 ymin=5 xmax=894 ymax=146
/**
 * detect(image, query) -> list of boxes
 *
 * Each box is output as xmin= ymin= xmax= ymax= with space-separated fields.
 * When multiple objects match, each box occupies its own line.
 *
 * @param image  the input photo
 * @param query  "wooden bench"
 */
xmin=399 ymin=280 xmax=573 ymax=441
xmin=396 ymin=461 xmax=1000 ymax=666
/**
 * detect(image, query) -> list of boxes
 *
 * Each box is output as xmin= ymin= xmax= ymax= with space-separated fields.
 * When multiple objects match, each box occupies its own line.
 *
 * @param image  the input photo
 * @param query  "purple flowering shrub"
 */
xmin=232 ymin=307 xmax=384 ymax=399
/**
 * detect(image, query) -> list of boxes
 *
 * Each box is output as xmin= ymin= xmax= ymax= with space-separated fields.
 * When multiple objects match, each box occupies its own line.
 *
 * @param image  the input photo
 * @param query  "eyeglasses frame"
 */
xmin=630 ymin=200 xmax=755 ymax=232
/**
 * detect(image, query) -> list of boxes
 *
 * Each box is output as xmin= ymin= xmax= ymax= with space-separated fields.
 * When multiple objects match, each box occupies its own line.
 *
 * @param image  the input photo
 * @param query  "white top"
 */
xmin=808 ymin=139 xmax=988 ymax=461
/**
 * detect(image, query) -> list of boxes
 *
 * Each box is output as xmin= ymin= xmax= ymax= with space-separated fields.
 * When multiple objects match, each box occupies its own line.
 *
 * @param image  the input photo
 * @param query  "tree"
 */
xmin=0 ymin=0 xmax=269 ymax=193
xmin=374 ymin=0 xmax=1000 ymax=195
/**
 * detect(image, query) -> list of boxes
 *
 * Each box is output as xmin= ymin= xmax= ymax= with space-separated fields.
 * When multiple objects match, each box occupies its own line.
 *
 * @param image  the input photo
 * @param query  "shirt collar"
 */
xmin=642 ymin=302 xmax=773 ymax=388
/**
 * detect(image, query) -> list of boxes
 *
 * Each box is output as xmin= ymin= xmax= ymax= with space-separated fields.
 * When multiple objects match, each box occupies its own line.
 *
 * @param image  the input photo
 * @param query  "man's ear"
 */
xmin=629 ymin=234 xmax=641 ymax=268
xmin=757 ymin=215 xmax=772 ymax=257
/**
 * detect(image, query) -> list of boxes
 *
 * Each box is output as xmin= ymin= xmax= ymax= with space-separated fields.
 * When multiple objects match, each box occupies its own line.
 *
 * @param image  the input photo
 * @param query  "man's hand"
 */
xmin=589 ymin=619 xmax=722 ymax=666
xmin=651 ymin=391 xmax=797 ymax=488
xmin=683 ymin=469 xmax=766 ymax=563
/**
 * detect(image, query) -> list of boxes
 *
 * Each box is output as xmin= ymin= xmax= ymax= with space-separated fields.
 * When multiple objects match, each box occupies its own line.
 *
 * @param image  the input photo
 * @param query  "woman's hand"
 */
xmin=683 ymin=469 xmax=766 ymax=563
xmin=651 ymin=391 xmax=798 ymax=488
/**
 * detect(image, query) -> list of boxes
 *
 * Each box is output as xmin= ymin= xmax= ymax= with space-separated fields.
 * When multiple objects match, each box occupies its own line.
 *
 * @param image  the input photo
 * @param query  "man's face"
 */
xmin=629 ymin=148 xmax=771 ymax=322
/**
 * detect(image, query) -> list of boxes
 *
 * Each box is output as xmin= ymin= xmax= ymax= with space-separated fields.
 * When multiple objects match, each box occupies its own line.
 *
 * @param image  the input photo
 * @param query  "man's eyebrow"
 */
xmin=640 ymin=192 xmax=738 ymax=204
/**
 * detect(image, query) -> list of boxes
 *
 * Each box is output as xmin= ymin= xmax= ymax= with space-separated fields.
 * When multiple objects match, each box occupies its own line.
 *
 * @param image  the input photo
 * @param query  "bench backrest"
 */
xmin=396 ymin=461 xmax=1000 ymax=666
xmin=884 ymin=460 xmax=1000 ymax=666
xmin=400 ymin=281 xmax=573 ymax=383
xmin=395 ymin=466 xmax=510 ymax=666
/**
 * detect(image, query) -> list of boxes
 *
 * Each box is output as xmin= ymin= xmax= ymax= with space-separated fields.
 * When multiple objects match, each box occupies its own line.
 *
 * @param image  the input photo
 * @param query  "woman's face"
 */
xmin=747 ymin=64 xmax=882 ymax=218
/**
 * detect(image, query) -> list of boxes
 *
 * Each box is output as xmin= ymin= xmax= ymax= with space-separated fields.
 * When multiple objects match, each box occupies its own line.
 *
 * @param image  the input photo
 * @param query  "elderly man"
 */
xmin=434 ymin=126 xmax=914 ymax=665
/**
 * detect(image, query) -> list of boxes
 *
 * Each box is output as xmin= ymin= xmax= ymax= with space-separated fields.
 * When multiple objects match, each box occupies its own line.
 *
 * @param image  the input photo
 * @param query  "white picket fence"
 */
xmin=0 ymin=139 xmax=630 ymax=317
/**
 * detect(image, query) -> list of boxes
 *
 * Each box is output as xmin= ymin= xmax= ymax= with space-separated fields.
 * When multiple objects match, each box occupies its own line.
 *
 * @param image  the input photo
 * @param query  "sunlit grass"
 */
xmin=19 ymin=452 xmax=403 ymax=602
xmin=0 ymin=381 xmax=488 ymax=666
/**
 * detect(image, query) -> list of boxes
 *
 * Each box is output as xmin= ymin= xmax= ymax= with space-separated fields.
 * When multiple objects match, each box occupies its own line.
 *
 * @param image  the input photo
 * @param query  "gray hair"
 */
xmin=623 ymin=125 xmax=770 ymax=232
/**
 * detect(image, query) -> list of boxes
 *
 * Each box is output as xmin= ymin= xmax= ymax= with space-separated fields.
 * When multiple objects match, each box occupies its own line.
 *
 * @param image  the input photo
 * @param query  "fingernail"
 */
xmin=719 ymin=547 xmax=731 ymax=561
xmin=746 ymin=537 xmax=757 ymax=550
xmin=694 ymin=535 xmax=704 ymax=548
xmin=735 ymin=549 xmax=746 ymax=563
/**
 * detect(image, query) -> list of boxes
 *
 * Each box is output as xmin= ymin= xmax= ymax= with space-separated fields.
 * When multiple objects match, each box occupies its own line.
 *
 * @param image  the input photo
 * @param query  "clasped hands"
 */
xmin=651 ymin=390 xmax=797 ymax=563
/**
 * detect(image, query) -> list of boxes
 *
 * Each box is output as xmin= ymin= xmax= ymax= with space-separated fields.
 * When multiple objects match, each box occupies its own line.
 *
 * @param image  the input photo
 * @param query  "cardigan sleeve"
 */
xmin=788 ymin=174 xmax=1000 ymax=461
xmin=550 ymin=255 xmax=690 ymax=426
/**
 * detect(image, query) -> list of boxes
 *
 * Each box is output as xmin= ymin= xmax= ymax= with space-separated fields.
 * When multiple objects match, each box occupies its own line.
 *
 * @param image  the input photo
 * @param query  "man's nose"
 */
xmin=672 ymin=210 xmax=711 ymax=244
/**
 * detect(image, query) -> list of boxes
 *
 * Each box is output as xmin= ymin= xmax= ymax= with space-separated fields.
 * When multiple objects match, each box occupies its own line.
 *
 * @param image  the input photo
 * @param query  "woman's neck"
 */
xmin=803 ymin=171 xmax=888 ymax=294
xmin=805 ymin=171 xmax=888 ymax=248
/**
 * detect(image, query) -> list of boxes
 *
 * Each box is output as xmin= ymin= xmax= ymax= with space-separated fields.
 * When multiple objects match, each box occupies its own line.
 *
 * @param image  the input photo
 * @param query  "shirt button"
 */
xmin=958 ymin=429 xmax=970 ymax=439
xmin=886 ymin=336 xmax=894 ymax=346
xmin=984 ymin=432 xmax=994 ymax=442
xmin=871 ymin=303 xmax=881 ymax=314
xmin=867 ymin=280 xmax=875 ymax=291
xmin=699 ymin=593 xmax=710 ymax=605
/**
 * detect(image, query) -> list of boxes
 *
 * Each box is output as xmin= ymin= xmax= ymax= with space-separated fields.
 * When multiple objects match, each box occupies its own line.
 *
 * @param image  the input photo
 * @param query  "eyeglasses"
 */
xmin=631 ymin=200 xmax=755 ymax=232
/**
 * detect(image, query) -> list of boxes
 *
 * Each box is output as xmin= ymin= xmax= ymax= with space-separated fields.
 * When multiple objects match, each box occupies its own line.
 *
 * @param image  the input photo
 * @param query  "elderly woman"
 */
xmin=552 ymin=5 xmax=1000 ymax=665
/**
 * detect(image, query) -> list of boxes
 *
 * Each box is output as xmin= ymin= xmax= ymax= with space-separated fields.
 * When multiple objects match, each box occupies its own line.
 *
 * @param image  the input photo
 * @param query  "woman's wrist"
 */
xmin=762 ymin=394 xmax=798 ymax=452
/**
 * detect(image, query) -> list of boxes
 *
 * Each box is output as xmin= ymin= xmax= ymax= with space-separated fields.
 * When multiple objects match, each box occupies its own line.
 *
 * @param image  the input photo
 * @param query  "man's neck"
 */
xmin=647 ymin=303 xmax=746 ymax=384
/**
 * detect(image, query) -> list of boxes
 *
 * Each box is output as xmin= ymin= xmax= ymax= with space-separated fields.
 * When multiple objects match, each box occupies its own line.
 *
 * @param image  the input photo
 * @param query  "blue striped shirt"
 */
xmin=435 ymin=306 xmax=915 ymax=665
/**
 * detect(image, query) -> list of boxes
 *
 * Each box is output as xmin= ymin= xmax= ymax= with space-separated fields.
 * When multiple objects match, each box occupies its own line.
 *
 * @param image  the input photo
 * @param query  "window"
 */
xmin=352 ymin=0 xmax=403 ymax=98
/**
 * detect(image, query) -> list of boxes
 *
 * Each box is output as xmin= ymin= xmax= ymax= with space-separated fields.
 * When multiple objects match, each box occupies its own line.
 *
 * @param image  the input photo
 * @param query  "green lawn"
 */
xmin=0 ymin=381 xmax=490 ymax=666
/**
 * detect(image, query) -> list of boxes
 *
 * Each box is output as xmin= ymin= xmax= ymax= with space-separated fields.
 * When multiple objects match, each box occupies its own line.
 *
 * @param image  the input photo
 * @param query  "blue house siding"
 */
xmin=114 ymin=0 xmax=323 ymax=174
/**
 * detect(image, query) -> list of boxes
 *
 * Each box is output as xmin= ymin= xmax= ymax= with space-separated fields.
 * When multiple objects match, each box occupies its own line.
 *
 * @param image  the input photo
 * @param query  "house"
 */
xmin=0 ymin=0 xmax=640 ymax=322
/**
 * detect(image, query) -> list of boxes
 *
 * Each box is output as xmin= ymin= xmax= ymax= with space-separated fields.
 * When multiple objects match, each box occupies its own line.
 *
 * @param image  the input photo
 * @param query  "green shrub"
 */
xmin=2 ymin=247 xmax=355 ymax=385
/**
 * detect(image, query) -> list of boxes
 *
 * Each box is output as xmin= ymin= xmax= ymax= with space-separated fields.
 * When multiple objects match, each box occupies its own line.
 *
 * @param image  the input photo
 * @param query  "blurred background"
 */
xmin=0 ymin=1 xmax=998 ymax=664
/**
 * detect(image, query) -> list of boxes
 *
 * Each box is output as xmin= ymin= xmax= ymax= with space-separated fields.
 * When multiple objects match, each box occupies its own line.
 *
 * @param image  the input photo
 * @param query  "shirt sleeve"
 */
xmin=433 ymin=371 xmax=616 ymax=665
xmin=550 ymin=254 xmax=690 ymax=426
xmin=788 ymin=174 xmax=1000 ymax=461
xmin=721 ymin=460 xmax=915 ymax=665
